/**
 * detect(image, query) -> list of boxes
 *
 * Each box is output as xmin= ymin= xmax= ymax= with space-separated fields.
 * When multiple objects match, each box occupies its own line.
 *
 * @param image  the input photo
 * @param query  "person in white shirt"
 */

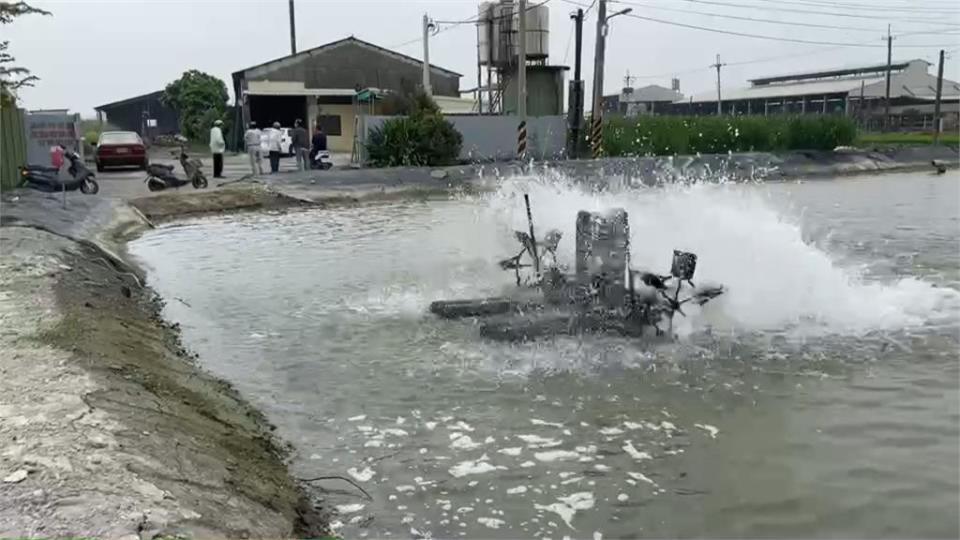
xmin=209 ymin=119 xmax=226 ymax=178
xmin=267 ymin=121 xmax=282 ymax=173
xmin=243 ymin=121 xmax=263 ymax=175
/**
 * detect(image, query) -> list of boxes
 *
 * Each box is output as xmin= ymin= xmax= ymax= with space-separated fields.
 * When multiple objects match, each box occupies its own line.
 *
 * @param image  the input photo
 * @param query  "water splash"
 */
xmin=472 ymin=174 xmax=959 ymax=335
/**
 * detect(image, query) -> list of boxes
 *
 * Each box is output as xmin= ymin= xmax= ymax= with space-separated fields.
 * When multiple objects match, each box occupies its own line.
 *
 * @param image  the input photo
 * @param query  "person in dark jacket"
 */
xmin=291 ymin=119 xmax=309 ymax=171
xmin=310 ymin=126 xmax=328 ymax=169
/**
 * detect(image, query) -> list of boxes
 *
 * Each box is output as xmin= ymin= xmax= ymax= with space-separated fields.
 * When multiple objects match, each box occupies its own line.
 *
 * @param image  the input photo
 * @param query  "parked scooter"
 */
xmin=19 ymin=147 xmax=99 ymax=194
xmin=310 ymin=149 xmax=333 ymax=170
xmin=144 ymin=148 xmax=209 ymax=191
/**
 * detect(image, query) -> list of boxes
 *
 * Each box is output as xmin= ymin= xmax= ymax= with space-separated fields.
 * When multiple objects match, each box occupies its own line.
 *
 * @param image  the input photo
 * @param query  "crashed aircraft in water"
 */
xmin=429 ymin=195 xmax=724 ymax=341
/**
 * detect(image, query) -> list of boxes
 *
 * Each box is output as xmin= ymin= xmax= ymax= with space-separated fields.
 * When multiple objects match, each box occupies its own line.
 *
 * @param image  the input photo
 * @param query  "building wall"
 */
xmin=244 ymin=41 xmax=460 ymax=97
xmin=98 ymin=95 xmax=179 ymax=137
xmin=361 ymin=114 xmax=567 ymax=161
xmin=305 ymin=102 xmax=363 ymax=152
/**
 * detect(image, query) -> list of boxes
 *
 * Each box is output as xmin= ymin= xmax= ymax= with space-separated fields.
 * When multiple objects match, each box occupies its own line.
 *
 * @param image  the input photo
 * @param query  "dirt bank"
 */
xmin=0 ymin=225 xmax=327 ymax=538
xmin=129 ymin=182 xmax=479 ymax=224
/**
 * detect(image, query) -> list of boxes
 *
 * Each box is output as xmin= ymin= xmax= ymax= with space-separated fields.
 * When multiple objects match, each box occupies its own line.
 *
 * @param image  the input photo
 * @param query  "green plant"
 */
xmin=602 ymin=115 xmax=857 ymax=156
xmin=161 ymin=70 xmax=229 ymax=142
xmin=366 ymin=92 xmax=462 ymax=167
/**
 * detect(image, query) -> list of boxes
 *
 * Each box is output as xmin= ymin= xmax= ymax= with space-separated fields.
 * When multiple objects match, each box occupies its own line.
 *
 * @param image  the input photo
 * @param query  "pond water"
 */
xmin=129 ymin=171 xmax=960 ymax=538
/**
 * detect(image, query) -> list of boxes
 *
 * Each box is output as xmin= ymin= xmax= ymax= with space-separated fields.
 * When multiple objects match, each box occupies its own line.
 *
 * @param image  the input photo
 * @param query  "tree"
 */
xmin=0 ymin=1 xmax=52 ymax=94
xmin=161 ymin=70 xmax=229 ymax=142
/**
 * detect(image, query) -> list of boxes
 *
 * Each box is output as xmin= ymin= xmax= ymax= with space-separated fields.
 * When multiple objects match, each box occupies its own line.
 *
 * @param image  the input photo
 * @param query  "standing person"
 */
xmin=267 ymin=121 xmax=282 ymax=173
xmin=291 ymin=119 xmax=309 ymax=171
xmin=243 ymin=121 xmax=263 ymax=175
xmin=209 ymin=119 xmax=226 ymax=178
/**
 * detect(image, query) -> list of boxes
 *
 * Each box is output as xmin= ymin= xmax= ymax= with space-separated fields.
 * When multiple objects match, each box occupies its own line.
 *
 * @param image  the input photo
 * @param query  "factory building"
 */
xmin=231 ymin=36 xmax=465 ymax=152
xmin=674 ymin=59 xmax=960 ymax=129
xmin=672 ymin=59 xmax=960 ymax=129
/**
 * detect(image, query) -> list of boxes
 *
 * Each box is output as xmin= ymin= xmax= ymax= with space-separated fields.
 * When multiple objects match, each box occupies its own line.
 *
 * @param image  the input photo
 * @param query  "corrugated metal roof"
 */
xmin=623 ymin=85 xmax=683 ymax=103
xmin=749 ymin=59 xmax=925 ymax=85
xmin=684 ymin=76 xmax=886 ymax=103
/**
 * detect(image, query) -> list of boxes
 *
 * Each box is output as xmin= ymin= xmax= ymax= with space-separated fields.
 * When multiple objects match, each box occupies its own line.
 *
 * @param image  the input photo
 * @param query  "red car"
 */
xmin=95 ymin=131 xmax=148 ymax=171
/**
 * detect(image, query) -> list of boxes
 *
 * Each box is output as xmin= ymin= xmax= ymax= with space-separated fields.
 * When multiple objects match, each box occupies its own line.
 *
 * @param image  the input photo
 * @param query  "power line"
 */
xmin=611 ymin=0 xmax=898 ymax=33
xmin=664 ymin=0 xmax=953 ymax=25
xmin=617 ymin=10 xmax=957 ymax=47
xmin=748 ymin=0 xmax=960 ymax=15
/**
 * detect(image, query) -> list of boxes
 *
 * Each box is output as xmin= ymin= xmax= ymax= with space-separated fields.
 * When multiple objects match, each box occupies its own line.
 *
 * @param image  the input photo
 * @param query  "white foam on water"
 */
xmin=616 ymin=493 xmax=629 ymax=502
xmin=531 ymin=419 xmax=565 ymax=428
xmin=335 ymin=503 xmax=365 ymax=514
xmin=627 ymin=471 xmax=659 ymax=487
xmin=450 ymin=435 xmax=483 ymax=451
xmin=518 ymin=434 xmax=563 ymax=448
xmin=623 ymin=441 xmax=652 ymax=461
xmin=347 ymin=414 xmax=367 ymax=422
xmin=449 ymin=457 xmax=503 ymax=478
xmin=694 ymin=423 xmax=720 ymax=438
xmin=599 ymin=427 xmax=624 ymax=436
xmin=535 ymin=450 xmax=581 ymax=462
xmin=478 ymin=517 xmax=506 ymax=529
xmin=480 ymin=177 xmax=960 ymax=336
xmin=507 ymin=485 xmax=529 ymax=495
xmin=520 ymin=460 xmax=536 ymax=468
xmin=534 ymin=491 xmax=596 ymax=530
xmin=498 ymin=447 xmax=523 ymax=456
xmin=424 ymin=421 xmax=437 ymax=430
xmin=347 ymin=467 xmax=375 ymax=482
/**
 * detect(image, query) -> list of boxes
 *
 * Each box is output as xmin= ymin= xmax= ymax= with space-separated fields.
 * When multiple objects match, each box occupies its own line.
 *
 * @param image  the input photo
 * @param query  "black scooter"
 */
xmin=145 ymin=148 xmax=208 ymax=191
xmin=19 ymin=148 xmax=99 ymax=194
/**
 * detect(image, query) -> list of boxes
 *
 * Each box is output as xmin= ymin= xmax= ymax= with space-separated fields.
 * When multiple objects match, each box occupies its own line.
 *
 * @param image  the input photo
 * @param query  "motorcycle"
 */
xmin=310 ymin=149 xmax=333 ymax=170
xmin=145 ymin=148 xmax=208 ymax=191
xmin=19 ymin=147 xmax=99 ymax=194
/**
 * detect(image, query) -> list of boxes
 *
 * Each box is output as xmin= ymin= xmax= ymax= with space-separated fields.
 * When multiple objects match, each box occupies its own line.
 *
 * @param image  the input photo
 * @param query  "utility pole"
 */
xmin=567 ymin=8 xmax=584 ymax=158
xmin=712 ymin=54 xmax=725 ymax=116
xmin=934 ymin=49 xmax=945 ymax=144
xmin=476 ymin=21 xmax=483 ymax=114
xmin=422 ymin=13 xmax=433 ymax=96
xmin=518 ymin=0 xmax=528 ymax=119
xmin=288 ymin=0 xmax=297 ymax=54
xmin=884 ymin=24 xmax=892 ymax=131
xmin=591 ymin=0 xmax=608 ymax=124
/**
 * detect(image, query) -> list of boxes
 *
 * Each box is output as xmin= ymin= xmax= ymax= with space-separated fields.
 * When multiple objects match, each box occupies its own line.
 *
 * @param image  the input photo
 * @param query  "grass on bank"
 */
xmin=601 ymin=115 xmax=858 ymax=157
xmin=856 ymin=131 xmax=960 ymax=146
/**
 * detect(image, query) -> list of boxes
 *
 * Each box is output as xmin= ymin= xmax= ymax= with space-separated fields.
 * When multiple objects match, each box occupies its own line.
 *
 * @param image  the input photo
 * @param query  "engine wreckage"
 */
xmin=429 ymin=195 xmax=724 ymax=341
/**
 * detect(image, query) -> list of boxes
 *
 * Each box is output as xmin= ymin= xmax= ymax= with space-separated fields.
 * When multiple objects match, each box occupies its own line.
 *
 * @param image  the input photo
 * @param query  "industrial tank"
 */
xmin=478 ymin=2 xmax=495 ymax=65
xmin=511 ymin=2 xmax=549 ymax=60
xmin=478 ymin=0 xmax=550 ymax=67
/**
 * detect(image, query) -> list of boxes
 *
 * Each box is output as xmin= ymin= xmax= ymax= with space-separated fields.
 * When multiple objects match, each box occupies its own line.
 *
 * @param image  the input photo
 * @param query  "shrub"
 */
xmin=366 ymin=92 xmax=462 ymax=167
xmin=602 ymin=115 xmax=857 ymax=156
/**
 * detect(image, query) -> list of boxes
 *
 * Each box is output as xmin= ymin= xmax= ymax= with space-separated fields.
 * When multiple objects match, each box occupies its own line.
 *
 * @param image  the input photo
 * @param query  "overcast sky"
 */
xmin=6 ymin=0 xmax=959 ymax=116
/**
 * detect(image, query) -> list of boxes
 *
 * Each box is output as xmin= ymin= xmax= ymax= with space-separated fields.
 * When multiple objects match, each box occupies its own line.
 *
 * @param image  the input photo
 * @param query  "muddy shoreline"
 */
xmin=0 ymin=194 xmax=331 ymax=537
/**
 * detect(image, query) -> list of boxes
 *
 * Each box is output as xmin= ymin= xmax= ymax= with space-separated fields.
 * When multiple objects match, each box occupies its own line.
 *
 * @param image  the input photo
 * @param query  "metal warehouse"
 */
xmin=676 ymin=59 xmax=960 ymax=128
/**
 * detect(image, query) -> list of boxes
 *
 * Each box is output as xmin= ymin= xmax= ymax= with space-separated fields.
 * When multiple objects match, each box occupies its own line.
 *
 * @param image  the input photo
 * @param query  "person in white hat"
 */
xmin=209 ymin=118 xmax=226 ymax=178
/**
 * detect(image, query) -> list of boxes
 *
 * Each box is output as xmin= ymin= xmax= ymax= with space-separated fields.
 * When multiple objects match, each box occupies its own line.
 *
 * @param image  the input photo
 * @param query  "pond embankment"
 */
xmin=0 ymin=192 xmax=327 ymax=538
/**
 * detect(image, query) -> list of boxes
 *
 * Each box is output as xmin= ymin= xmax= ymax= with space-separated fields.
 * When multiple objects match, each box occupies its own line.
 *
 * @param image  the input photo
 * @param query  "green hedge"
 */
xmin=602 ymin=115 xmax=858 ymax=157
xmin=366 ymin=93 xmax=463 ymax=167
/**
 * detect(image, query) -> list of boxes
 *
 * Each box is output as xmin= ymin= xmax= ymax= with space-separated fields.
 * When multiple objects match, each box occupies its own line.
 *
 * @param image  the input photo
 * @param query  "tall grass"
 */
xmin=602 ymin=115 xmax=857 ymax=157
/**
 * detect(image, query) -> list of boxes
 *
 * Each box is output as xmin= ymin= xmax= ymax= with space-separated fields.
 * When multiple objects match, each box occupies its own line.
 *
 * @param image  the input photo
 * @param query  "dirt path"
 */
xmin=0 ymin=226 xmax=327 ymax=538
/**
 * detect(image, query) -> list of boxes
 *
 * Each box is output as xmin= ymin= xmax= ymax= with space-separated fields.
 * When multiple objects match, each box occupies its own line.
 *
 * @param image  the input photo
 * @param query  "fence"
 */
xmin=1 ymin=101 xmax=27 ymax=191
xmin=358 ymin=114 xmax=567 ymax=163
